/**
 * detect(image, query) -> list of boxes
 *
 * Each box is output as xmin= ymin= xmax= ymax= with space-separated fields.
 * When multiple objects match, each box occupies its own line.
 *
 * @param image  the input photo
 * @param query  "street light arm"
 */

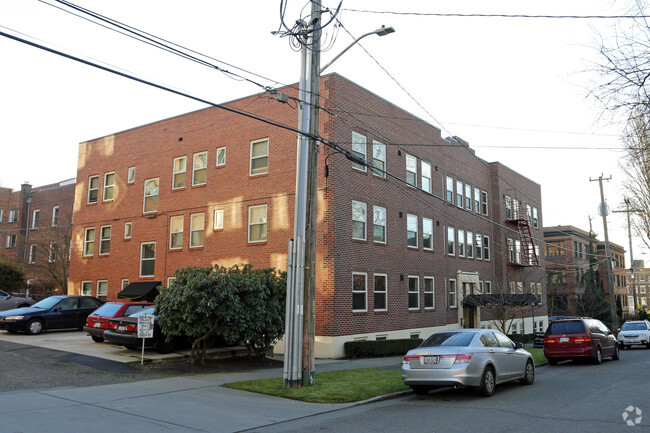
xmin=319 ymin=26 xmax=394 ymax=74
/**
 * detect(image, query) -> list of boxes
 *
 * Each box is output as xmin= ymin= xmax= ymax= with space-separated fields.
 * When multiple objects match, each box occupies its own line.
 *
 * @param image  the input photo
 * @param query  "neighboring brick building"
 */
xmin=68 ymin=74 xmax=546 ymax=357
xmin=627 ymin=260 xmax=650 ymax=315
xmin=0 ymin=179 xmax=75 ymax=296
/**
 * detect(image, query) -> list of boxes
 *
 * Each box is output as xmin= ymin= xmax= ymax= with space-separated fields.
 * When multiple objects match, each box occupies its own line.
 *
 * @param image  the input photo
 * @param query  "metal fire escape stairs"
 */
xmin=506 ymin=200 xmax=540 ymax=269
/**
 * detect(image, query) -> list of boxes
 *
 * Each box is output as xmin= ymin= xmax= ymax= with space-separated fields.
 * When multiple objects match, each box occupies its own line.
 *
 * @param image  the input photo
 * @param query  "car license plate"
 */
xmin=117 ymin=325 xmax=126 ymax=332
xmin=94 ymin=322 xmax=101 ymax=328
xmin=559 ymin=337 xmax=569 ymax=343
xmin=423 ymin=355 xmax=439 ymax=365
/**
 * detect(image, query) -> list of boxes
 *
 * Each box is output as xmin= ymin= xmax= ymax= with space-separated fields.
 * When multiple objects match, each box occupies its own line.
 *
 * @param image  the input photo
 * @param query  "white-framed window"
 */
xmin=84 ymin=227 xmax=95 ymax=256
xmin=474 ymin=188 xmax=480 ymax=213
xmin=485 ymin=281 xmax=492 ymax=294
xmin=97 ymin=280 xmax=108 ymax=301
xmin=173 ymin=156 xmax=187 ymax=189
xmin=449 ymin=279 xmax=457 ymax=308
xmin=48 ymin=242 xmax=56 ymax=263
xmin=88 ymin=175 xmax=99 ymax=204
xmin=190 ymin=213 xmax=205 ymax=247
xmin=447 ymin=226 xmax=455 ymax=256
xmin=372 ymin=140 xmax=386 ymax=177
xmin=143 ymin=178 xmax=159 ymax=213
xmin=248 ymin=205 xmax=267 ymax=243
xmin=166 ymin=277 xmax=176 ymax=287
xmin=479 ymin=280 xmax=484 ymax=293
xmin=483 ymin=235 xmax=490 ymax=260
xmin=81 ymin=281 xmax=92 ymax=295
xmin=351 ymin=132 xmax=367 ymax=171
xmin=505 ymin=195 xmax=512 ymax=219
xmin=476 ymin=233 xmax=482 ymax=259
xmin=407 ymin=214 xmax=418 ymax=248
xmin=140 ymin=242 xmax=156 ymax=277
xmin=193 ymin=151 xmax=208 ymax=186
xmin=481 ymin=191 xmax=489 ymax=215
xmin=127 ymin=166 xmax=136 ymax=184
xmin=446 ymin=176 xmax=454 ymax=203
xmin=32 ymin=209 xmax=40 ymax=228
xmin=458 ymin=229 xmax=465 ymax=257
xmin=121 ymin=279 xmax=129 ymax=289
xmin=408 ymin=276 xmax=419 ymax=310
xmin=424 ymin=277 xmax=435 ymax=309
xmin=421 ymin=161 xmax=432 ymax=193
xmin=51 ymin=206 xmax=59 ymax=226
xmin=103 ymin=172 xmax=115 ymax=201
xmin=373 ymin=205 xmax=386 ymax=243
xmin=0 ymin=209 xmax=4 ymax=223
xmin=216 ymin=147 xmax=226 ymax=166
xmin=533 ymin=207 xmax=539 ymax=229
xmin=28 ymin=244 xmax=36 ymax=264
xmin=374 ymin=273 xmax=387 ymax=311
xmin=213 ymin=209 xmax=224 ymax=230
xmin=405 ymin=154 xmax=417 ymax=187
xmin=8 ymin=209 xmax=18 ymax=222
xmin=6 ymin=234 xmax=16 ymax=248
xmin=99 ymin=225 xmax=111 ymax=255
xmin=423 ymin=217 xmax=433 ymax=250
xmin=250 ymin=138 xmax=269 ymax=175
xmin=352 ymin=272 xmax=368 ymax=312
xmin=352 ymin=200 xmax=367 ymax=241
xmin=467 ymin=231 xmax=474 ymax=258
xmin=169 ymin=215 xmax=184 ymax=249
xmin=456 ymin=180 xmax=463 ymax=207
xmin=526 ymin=204 xmax=532 ymax=223
xmin=124 ymin=222 xmax=132 ymax=239
xmin=464 ymin=184 xmax=472 ymax=210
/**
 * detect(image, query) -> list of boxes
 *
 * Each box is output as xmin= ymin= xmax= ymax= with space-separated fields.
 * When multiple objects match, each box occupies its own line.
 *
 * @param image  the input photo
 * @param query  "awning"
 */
xmin=117 ymin=281 xmax=161 ymax=302
xmin=462 ymin=294 xmax=538 ymax=307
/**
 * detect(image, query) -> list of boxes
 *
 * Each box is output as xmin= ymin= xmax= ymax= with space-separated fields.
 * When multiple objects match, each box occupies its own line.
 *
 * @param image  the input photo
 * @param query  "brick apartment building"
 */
xmin=543 ymin=225 xmax=628 ymax=317
xmin=68 ymin=74 xmax=546 ymax=357
xmin=627 ymin=260 xmax=650 ymax=314
xmin=0 ymin=179 xmax=75 ymax=296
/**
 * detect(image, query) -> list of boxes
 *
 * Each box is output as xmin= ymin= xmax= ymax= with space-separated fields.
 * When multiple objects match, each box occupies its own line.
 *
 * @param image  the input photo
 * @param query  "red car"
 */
xmin=543 ymin=318 xmax=619 ymax=365
xmin=84 ymin=301 xmax=154 ymax=342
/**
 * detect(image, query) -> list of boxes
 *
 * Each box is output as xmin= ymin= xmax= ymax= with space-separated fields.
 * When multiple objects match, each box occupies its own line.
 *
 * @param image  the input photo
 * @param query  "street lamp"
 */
xmin=320 ymin=26 xmax=395 ymax=74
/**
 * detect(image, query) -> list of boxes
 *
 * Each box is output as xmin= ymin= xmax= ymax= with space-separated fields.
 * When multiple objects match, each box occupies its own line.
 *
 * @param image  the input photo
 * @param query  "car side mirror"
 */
xmin=515 ymin=343 xmax=523 ymax=349
xmin=617 ymin=328 xmax=621 ymax=332
xmin=53 ymin=307 xmax=61 ymax=312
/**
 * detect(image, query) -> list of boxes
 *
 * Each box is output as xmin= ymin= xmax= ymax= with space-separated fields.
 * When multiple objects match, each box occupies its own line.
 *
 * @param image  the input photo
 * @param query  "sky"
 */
xmin=0 ymin=0 xmax=644 ymax=261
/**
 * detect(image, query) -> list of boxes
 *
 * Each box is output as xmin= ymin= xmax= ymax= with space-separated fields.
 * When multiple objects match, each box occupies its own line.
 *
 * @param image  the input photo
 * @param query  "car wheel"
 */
xmin=520 ymin=360 xmax=535 ymax=385
xmin=478 ymin=366 xmax=496 ymax=397
xmin=25 ymin=319 xmax=44 ymax=335
xmin=620 ymin=344 xmax=627 ymax=350
xmin=592 ymin=346 xmax=602 ymax=365
xmin=411 ymin=386 xmax=430 ymax=395
xmin=646 ymin=343 xmax=650 ymax=350
xmin=91 ymin=335 xmax=104 ymax=343
xmin=547 ymin=357 xmax=558 ymax=365
xmin=612 ymin=345 xmax=620 ymax=360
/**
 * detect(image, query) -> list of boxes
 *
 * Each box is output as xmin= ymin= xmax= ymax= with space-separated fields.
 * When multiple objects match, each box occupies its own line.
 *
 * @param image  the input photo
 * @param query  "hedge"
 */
xmin=344 ymin=338 xmax=423 ymax=358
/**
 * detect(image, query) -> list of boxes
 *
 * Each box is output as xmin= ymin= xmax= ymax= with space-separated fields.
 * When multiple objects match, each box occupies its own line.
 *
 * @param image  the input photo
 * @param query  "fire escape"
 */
xmin=505 ymin=198 xmax=540 ymax=268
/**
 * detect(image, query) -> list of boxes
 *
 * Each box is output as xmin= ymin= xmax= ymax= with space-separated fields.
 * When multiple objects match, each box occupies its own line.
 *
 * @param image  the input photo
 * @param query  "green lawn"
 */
xmin=525 ymin=348 xmax=547 ymax=364
xmin=222 ymin=368 xmax=409 ymax=403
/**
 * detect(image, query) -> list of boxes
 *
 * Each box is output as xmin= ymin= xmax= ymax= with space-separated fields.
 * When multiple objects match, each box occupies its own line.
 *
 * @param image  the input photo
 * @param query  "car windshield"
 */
xmin=31 ymin=297 xmax=63 ymax=310
xmin=91 ymin=303 xmax=122 ymax=316
xmin=129 ymin=306 xmax=155 ymax=317
xmin=621 ymin=322 xmax=647 ymax=331
xmin=548 ymin=321 xmax=586 ymax=334
xmin=421 ymin=332 xmax=476 ymax=347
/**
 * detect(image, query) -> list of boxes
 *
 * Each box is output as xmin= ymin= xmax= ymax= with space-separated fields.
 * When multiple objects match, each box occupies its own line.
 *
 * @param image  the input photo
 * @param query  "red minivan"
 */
xmin=84 ymin=301 xmax=154 ymax=342
xmin=543 ymin=318 xmax=619 ymax=365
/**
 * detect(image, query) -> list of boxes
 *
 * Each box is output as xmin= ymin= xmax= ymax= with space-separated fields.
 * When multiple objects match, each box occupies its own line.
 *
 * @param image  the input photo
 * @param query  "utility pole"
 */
xmin=590 ymin=174 xmax=618 ymax=330
xmin=613 ymin=198 xmax=642 ymax=319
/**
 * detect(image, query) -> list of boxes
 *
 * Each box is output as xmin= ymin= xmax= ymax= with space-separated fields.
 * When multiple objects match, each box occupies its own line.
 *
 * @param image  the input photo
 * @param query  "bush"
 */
xmin=507 ymin=333 xmax=536 ymax=344
xmin=344 ymin=338 xmax=423 ymax=358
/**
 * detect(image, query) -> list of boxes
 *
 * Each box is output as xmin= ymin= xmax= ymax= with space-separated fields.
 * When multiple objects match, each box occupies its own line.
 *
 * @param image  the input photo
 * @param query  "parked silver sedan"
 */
xmin=0 ymin=289 xmax=35 ymax=311
xmin=401 ymin=329 xmax=535 ymax=397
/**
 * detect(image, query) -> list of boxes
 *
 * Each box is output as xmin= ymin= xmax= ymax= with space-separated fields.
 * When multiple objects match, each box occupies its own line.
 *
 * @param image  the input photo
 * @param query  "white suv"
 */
xmin=617 ymin=320 xmax=650 ymax=349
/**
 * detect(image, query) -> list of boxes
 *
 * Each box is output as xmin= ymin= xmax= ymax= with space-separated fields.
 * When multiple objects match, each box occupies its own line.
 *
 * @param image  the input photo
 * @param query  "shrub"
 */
xmin=344 ymin=338 xmax=423 ymax=358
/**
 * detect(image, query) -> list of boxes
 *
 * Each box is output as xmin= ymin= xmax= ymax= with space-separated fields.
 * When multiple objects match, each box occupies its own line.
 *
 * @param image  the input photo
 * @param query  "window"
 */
xmin=483 ymin=235 xmax=490 ymax=260
xmin=169 ymin=216 xmax=184 ymax=249
xmin=248 ymin=205 xmax=267 ymax=242
xmin=533 ymin=207 xmax=539 ymax=229
xmin=127 ymin=166 xmax=135 ymax=184
xmin=32 ymin=209 xmax=40 ymax=228
xmin=103 ymin=172 xmax=115 ymax=201
xmin=408 ymin=276 xmax=419 ymax=310
xmin=81 ymin=281 xmax=92 ymax=295
xmin=373 ymin=205 xmax=386 ymax=243
xmin=353 ymin=272 xmax=367 ymax=311
xmin=216 ymin=147 xmax=226 ymax=166
xmin=449 ymin=279 xmax=457 ymax=308
xmin=0 ymin=209 xmax=3 ymax=222
xmin=84 ymin=228 xmax=95 ymax=256
xmin=372 ymin=140 xmax=386 ymax=177
xmin=167 ymin=277 xmax=176 ymax=287
xmin=446 ymin=176 xmax=454 ymax=203
xmin=6 ymin=234 xmax=16 ymax=248
xmin=467 ymin=231 xmax=474 ymax=258
xmin=121 ymin=279 xmax=129 ymax=289
xmin=214 ymin=210 xmax=224 ymax=230
xmin=545 ymin=241 xmax=564 ymax=257
xmin=456 ymin=181 xmax=463 ymax=207
xmin=421 ymin=161 xmax=432 ymax=193
xmin=447 ymin=226 xmax=455 ymax=256
xmin=352 ymin=201 xmax=367 ymax=241
xmin=476 ymin=233 xmax=482 ymax=259
xmin=458 ymin=230 xmax=465 ymax=257
xmin=51 ymin=206 xmax=59 ymax=226
xmin=374 ymin=274 xmax=387 ymax=311
xmin=485 ymin=281 xmax=492 ymax=294
xmin=423 ymin=217 xmax=433 ymax=250
xmin=140 ymin=242 xmax=156 ymax=277
xmin=465 ymin=184 xmax=472 ymax=210
xmin=173 ymin=156 xmax=187 ymax=189
xmin=505 ymin=195 xmax=512 ymax=219
xmin=88 ymin=175 xmax=99 ymax=204
xmin=124 ymin=222 xmax=132 ymax=239
xmin=97 ymin=281 xmax=108 ymax=302
xmin=481 ymin=191 xmax=488 ymax=215
xmin=99 ymin=226 xmax=111 ymax=255
xmin=193 ymin=151 xmax=208 ymax=186
xmin=48 ymin=242 xmax=56 ymax=263
xmin=407 ymin=214 xmax=418 ymax=248
xmin=526 ymin=204 xmax=532 ymax=223
xmin=424 ymin=277 xmax=435 ymax=309
xmin=474 ymin=188 xmax=480 ymax=213
xmin=143 ymin=178 xmax=159 ymax=213
xmin=405 ymin=154 xmax=417 ymax=187
xmin=28 ymin=244 xmax=36 ymax=264
xmin=8 ymin=209 xmax=18 ymax=222
xmin=351 ymin=132 xmax=367 ymax=171
xmin=190 ymin=213 xmax=205 ymax=247
xmin=250 ymin=138 xmax=269 ymax=175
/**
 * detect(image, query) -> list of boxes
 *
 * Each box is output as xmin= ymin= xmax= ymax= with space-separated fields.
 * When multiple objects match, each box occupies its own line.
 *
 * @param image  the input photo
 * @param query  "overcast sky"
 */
xmin=0 ymin=0 xmax=643 ymax=260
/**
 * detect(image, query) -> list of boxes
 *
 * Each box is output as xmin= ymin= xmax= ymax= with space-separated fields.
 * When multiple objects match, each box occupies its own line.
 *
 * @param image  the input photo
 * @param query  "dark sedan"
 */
xmin=0 ymin=295 xmax=103 ymax=335
xmin=103 ymin=307 xmax=175 ymax=354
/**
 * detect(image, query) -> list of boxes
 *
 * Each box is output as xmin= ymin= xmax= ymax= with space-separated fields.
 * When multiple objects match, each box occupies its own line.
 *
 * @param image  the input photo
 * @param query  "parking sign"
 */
xmin=137 ymin=315 xmax=154 ymax=339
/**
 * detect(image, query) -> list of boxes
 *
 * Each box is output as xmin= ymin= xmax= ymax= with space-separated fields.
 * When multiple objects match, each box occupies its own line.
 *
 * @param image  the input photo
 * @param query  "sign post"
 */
xmin=137 ymin=314 xmax=154 ymax=365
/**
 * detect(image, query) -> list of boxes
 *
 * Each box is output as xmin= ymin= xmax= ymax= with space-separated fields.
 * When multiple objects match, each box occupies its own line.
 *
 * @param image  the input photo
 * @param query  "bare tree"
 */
xmin=24 ymin=215 xmax=72 ymax=294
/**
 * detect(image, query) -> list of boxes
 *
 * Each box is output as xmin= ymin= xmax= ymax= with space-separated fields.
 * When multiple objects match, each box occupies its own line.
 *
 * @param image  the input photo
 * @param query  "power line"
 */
xmin=342 ymin=9 xmax=650 ymax=19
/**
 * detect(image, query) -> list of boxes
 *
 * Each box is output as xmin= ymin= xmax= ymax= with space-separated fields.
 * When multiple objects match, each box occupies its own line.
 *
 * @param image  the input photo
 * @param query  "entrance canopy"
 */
xmin=462 ymin=293 xmax=538 ymax=307
xmin=117 ymin=281 xmax=161 ymax=302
